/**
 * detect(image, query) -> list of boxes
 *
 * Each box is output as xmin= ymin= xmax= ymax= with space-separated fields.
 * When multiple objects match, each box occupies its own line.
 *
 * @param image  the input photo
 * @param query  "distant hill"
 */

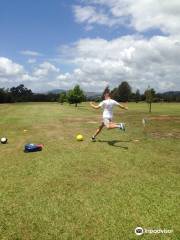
xmin=47 ymin=89 xmax=180 ymax=99
xmin=48 ymin=89 xmax=101 ymax=98
xmin=157 ymin=91 xmax=180 ymax=101
xmin=47 ymin=89 xmax=66 ymax=94
xmin=162 ymin=91 xmax=180 ymax=96
xmin=85 ymin=92 xmax=101 ymax=97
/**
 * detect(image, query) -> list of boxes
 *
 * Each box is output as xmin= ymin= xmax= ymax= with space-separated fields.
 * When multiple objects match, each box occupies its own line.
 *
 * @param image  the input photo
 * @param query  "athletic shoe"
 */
xmin=119 ymin=123 xmax=125 ymax=131
xmin=91 ymin=136 xmax=96 ymax=142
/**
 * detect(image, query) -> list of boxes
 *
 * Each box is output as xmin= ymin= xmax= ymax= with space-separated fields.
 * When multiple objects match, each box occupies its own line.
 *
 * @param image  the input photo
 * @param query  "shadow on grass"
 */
xmin=97 ymin=139 xmax=131 ymax=149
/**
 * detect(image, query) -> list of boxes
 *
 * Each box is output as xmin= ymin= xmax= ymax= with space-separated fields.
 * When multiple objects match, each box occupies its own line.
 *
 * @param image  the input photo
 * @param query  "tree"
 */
xmin=0 ymin=88 xmax=7 ymax=103
xmin=10 ymin=84 xmax=33 ymax=102
xmin=67 ymin=85 xmax=85 ymax=107
xmin=111 ymin=87 xmax=119 ymax=100
xmin=58 ymin=92 xmax=66 ymax=104
xmin=135 ymin=89 xmax=141 ymax=103
xmin=101 ymin=86 xmax=110 ymax=100
xmin=0 ymin=88 xmax=14 ymax=103
xmin=112 ymin=81 xmax=131 ymax=102
xmin=145 ymin=86 xmax=156 ymax=113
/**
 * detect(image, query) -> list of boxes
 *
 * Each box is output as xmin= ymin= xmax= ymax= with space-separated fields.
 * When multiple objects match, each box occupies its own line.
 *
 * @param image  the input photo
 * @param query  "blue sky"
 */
xmin=0 ymin=1 xmax=78 ymax=62
xmin=0 ymin=0 xmax=135 ymax=61
xmin=0 ymin=0 xmax=180 ymax=92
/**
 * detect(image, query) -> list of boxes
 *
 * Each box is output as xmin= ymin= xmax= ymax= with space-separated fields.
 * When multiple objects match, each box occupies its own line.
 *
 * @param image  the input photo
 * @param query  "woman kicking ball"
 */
xmin=90 ymin=91 xmax=128 ymax=141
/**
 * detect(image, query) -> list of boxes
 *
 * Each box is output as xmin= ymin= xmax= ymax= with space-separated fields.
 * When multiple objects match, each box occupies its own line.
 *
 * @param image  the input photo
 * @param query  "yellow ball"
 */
xmin=76 ymin=134 xmax=83 ymax=141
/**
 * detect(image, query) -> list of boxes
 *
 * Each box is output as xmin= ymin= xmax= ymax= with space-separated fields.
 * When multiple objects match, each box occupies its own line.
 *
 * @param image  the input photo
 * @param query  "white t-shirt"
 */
xmin=98 ymin=99 xmax=119 ymax=119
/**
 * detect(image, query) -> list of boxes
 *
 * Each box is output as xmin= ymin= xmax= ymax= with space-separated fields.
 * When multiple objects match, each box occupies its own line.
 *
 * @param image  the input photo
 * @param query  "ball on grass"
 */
xmin=1 ymin=137 xmax=8 ymax=144
xmin=76 ymin=134 xmax=83 ymax=141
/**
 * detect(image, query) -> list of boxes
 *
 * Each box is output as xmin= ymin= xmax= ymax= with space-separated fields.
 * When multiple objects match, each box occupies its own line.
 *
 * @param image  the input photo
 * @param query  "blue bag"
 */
xmin=24 ymin=143 xmax=43 ymax=152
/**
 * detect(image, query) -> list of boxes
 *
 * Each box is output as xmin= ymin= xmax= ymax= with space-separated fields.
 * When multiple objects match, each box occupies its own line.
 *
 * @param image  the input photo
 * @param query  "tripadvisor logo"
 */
xmin=134 ymin=226 xmax=173 ymax=236
xmin=135 ymin=227 xmax=144 ymax=236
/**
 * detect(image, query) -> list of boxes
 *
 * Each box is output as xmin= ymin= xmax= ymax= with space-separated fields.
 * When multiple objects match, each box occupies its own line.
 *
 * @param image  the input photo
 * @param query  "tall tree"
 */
xmin=10 ymin=84 xmax=33 ymax=102
xmin=0 ymin=88 xmax=7 ymax=103
xmin=145 ymin=86 xmax=156 ymax=113
xmin=111 ymin=87 xmax=118 ymax=100
xmin=67 ymin=85 xmax=85 ymax=107
xmin=0 ymin=88 xmax=14 ymax=103
xmin=112 ymin=81 xmax=131 ymax=102
xmin=135 ymin=89 xmax=141 ymax=103
xmin=58 ymin=92 xmax=66 ymax=104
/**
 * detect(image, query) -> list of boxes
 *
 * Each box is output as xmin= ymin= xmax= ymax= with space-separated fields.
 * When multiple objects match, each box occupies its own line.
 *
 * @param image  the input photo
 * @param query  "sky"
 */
xmin=0 ymin=0 xmax=180 ymax=93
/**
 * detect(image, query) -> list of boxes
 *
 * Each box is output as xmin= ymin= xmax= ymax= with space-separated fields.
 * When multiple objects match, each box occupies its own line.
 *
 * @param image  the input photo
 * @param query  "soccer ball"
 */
xmin=76 ymin=134 xmax=83 ymax=141
xmin=1 ymin=137 xmax=8 ymax=144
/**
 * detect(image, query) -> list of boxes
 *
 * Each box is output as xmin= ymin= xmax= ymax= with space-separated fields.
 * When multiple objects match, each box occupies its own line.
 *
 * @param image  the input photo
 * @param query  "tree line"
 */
xmin=101 ymin=82 xmax=180 ymax=103
xmin=0 ymin=84 xmax=85 ymax=106
xmin=0 ymin=84 xmax=59 ymax=103
xmin=0 ymin=82 xmax=179 ymax=106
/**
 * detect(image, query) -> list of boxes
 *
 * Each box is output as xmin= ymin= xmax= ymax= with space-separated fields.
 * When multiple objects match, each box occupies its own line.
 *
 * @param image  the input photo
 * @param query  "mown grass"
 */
xmin=0 ymin=102 xmax=179 ymax=240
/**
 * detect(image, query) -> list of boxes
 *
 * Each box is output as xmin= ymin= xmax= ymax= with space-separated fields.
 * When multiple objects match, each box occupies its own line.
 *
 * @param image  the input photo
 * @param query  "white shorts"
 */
xmin=103 ymin=118 xmax=112 ymax=127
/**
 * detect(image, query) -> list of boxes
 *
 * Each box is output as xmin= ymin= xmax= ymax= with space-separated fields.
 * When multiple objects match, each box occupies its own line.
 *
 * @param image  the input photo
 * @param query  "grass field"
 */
xmin=0 ymin=102 xmax=179 ymax=240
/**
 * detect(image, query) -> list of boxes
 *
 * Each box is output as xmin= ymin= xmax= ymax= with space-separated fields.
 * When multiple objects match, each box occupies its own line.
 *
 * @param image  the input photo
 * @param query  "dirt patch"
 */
xmin=149 ymin=115 xmax=180 ymax=121
xmin=61 ymin=117 xmax=100 ymax=124
xmin=87 ymin=121 xmax=98 ymax=124
xmin=151 ymin=131 xmax=180 ymax=139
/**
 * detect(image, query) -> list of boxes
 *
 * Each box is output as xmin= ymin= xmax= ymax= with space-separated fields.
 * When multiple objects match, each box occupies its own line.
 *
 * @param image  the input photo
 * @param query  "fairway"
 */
xmin=0 ymin=102 xmax=179 ymax=239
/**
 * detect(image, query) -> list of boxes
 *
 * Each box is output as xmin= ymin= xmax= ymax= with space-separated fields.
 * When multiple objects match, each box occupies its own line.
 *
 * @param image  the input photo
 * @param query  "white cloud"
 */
xmin=0 ymin=57 xmax=24 ymax=77
xmin=73 ymin=5 xmax=123 ymax=28
xmin=0 ymin=58 xmax=62 ymax=92
xmin=33 ymin=62 xmax=60 ymax=78
xmin=20 ymin=50 xmax=42 ymax=57
xmin=74 ymin=0 xmax=180 ymax=34
xmin=0 ymin=57 xmax=35 ymax=85
xmin=1 ymin=34 xmax=180 ymax=92
xmin=57 ymin=35 xmax=180 ymax=92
